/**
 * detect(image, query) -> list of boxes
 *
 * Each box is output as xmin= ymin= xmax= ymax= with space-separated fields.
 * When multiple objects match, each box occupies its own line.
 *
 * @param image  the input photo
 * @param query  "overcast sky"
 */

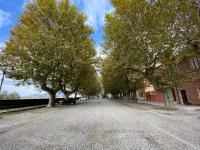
xmin=0 ymin=0 xmax=113 ymax=96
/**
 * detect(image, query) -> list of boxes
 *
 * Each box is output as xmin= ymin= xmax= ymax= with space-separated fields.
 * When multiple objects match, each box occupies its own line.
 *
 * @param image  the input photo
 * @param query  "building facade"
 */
xmin=136 ymin=85 xmax=165 ymax=103
xmin=137 ymin=55 xmax=200 ymax=105
xmin=175 ymin=56 xmax=200 ymax=105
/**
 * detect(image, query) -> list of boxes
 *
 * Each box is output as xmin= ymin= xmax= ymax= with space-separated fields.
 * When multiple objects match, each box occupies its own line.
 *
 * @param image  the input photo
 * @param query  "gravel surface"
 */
xmin=0 ymin=99 xmax=200 ymax=150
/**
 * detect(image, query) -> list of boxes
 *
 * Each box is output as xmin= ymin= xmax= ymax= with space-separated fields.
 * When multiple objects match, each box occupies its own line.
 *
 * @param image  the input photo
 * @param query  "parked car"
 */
xmin=79 ymin=97 xmax=88 ymax=101
xmin=59 ymin=98 xmax=76 ymax=105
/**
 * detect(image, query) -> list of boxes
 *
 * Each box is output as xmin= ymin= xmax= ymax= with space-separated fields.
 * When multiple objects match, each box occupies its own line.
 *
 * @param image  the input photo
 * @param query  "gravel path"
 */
xmin=0 ymin=99 xmax=200 ymax=150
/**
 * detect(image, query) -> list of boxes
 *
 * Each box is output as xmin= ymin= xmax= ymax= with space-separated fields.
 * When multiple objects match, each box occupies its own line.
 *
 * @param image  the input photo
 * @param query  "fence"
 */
xmin=0 ymin=98 xmax=64 ymax=109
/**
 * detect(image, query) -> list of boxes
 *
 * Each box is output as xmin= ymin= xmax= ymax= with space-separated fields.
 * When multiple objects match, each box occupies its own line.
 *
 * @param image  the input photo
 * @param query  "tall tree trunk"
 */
xmin=131 ymin=90 xmax=137 ymax=102
xmin=64 ymin=92 xmax=71 ymax=101
xmin=48 ymin=92 xmax=56 ymax=107
xmin=75 ymin=92 xmax=77 ymax=99
xmin=127 ymin=90 xmax=131 ymax=100
xmin=120 ymin=93 xmax=122 ymax=99
xmin=164 ymin=89 xmax=175 ymax=109
xmin=40 ymin=79 xmax=62 ymax=108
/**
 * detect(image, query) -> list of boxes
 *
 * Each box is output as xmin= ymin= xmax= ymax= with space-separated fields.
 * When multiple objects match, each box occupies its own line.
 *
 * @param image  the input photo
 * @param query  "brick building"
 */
xmin=175 ymin=56 xmax=200 ymax=105
xmin=137 ymin=55 xmax=200 ymax=105
xmin=136 ymin=85 xmax=165 ymax=103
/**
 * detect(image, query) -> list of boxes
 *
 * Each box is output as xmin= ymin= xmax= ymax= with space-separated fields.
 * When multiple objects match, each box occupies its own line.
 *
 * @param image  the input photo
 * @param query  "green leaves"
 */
xmin=103 ymin=0 xmax=198 ymax=94
xmin=0 ymin=0 xmax=97 ymax=98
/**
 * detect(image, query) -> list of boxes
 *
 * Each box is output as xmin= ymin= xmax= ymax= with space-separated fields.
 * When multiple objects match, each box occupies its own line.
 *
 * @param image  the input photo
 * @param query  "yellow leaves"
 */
xmin=103 ymin=0 xmax=200 ymax=92
xmin=1 ymin=0 xmax=96 ymax=94
xmin=58 ymin=0 xmax=70 ymax=11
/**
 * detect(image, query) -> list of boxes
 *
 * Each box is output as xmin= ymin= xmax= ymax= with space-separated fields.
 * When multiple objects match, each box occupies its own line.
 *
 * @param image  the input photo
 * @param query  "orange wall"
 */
xmin=146 ymin=91 xmax=165 ymax=103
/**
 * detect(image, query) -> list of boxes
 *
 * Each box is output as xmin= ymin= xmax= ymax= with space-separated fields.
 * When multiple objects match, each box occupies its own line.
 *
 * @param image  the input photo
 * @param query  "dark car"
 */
xmin=59 ymin=98 xmax=80 ymax=105
xmin=59 ymin=98 xmax=76 ymax=105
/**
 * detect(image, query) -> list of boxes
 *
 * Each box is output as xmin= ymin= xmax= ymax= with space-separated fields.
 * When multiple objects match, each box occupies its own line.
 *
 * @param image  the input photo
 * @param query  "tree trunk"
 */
xmin=164 ymin=89 xmax=175 ymax=109
xmin=48 ymin=92 xmax=56 ymax=107
xmin=127 ymin=91 xmax=131 ymax=100
xmin=131 ymin=90 xmax=137 ymax=102
xmin=75 ymin=92 xmax=77 ymax=99
xmin=120 ymin=93 xmax=122 ymax=99
xmin=41 ymin=84 xmax=57 ymax=108
xmin=64 ymin=92 xmax=71 ymax=101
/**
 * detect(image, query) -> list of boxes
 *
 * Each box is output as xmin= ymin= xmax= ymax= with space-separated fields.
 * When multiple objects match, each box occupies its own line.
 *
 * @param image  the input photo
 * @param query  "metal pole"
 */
xmin=0 ymin=69 xmax=5 ymax=92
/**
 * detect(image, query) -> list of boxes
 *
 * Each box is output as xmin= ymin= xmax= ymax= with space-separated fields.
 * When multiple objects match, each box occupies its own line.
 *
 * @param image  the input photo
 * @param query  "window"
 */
xmin=190 ymin=57 xmax=200 ymax=70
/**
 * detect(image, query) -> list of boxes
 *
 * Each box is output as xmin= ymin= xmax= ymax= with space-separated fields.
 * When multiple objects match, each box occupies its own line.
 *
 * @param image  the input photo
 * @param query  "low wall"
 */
xmin=0 ymin=98 xmax=79 ymax=109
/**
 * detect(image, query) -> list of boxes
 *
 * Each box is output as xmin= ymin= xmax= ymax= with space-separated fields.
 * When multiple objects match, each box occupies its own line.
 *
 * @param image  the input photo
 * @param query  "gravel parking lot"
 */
xmin=0 ymin=99 xmax=200 ymax=150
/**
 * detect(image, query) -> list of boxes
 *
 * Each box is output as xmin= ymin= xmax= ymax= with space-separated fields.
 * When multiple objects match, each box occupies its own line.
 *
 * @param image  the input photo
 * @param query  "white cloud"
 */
xmin=95 ymin=44 xmax=107 ymax=59
xmin=23 ymin=0 xmax=113 ymax=30
xmin=71 ymin=0 xmax=113 ymax=30
xmin=95 ymin=44 xmax=102 ymax=54
xmin=0 ymin=9 xmax=11 ymax=28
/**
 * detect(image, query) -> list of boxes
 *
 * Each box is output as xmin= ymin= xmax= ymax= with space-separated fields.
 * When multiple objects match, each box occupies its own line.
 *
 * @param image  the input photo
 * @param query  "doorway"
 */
xmin=180 ymin=90 xmax=189 ymax=105
xmin=172 ymin=88 xmax=176 ymax=102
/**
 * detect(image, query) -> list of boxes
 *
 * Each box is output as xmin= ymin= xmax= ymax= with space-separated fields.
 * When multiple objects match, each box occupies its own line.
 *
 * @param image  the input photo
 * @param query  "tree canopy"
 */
xmin=102 ymin=0 xmax=199 ymax=108
xmin=0 ymin=0 xmax=97 ymax=107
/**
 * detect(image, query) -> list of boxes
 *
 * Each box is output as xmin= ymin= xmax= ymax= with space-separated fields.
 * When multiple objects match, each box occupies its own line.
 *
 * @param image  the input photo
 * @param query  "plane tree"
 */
xmin=103 ymin=0 xmax=196 ymax=108
xmin=79 ymin=67 xmax=101 ymax=97
xmin=57 ymin=0 xmax=96 ymax=101
xmin=103 ymin=0 xmax=161 ymax=101
xmin=0 ymin=0 xmax=95 ymax=107
xmin=102 ymin=55 xmax=144 ymax=100
xmin=60 ymin=63 xmax=97 ymax=100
